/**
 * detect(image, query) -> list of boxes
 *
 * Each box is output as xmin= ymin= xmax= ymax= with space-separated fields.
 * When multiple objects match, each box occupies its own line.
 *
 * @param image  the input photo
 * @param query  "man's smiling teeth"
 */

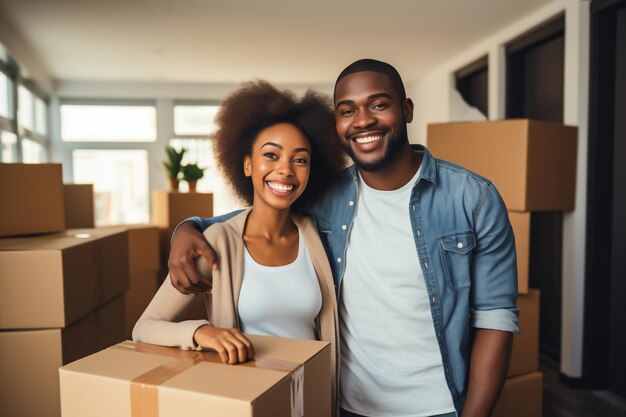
xmin=267 ymin=181 xmax=294 ymax=192
xmin=353 ymin=135 xmax=382 ymax=144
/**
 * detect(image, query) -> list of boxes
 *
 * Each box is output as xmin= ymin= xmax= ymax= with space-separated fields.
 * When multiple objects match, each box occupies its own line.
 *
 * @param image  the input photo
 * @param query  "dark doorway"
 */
xmin=584 ymin=0 xmax=626 ymax=400
xmin=455 ymin=56 xmax=489 ymax=117
xmin=505 ymin=15 xmax=566 ymax=364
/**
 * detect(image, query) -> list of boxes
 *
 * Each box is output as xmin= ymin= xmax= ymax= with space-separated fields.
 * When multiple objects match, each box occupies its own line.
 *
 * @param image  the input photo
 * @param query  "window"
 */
xmin=18 ymin=85 xmax=34 ymax=131
xmin=72 ymin=149 xmax=149 ymax=225
xmin=170 ymin=104 xmax=241 ymax=215
xmin=0 ymin=71 xmax=10 ymax=119
xmin=0 ymin=52 xmax=49 ymax=163
xmin=21 ymin=138 xmax=46 ymax=163
xmin=1 ymin=130 xmax=17 ymax=162
xmin=34 ymin=96 xmax=47 ymax=136
xmin=61 ymin=104 xmax=157 ymax=142
xmin=174 ymin=105 xmax=219 ymax=136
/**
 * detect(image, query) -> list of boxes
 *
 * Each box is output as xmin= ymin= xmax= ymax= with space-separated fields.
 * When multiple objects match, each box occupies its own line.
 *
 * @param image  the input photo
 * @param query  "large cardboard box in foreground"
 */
xmin=508 ymin=289 xmax=540 ymax=378
xmin=63 ymin=184 xmax=95 ymax=228
xmin=60 ymin=335 xmax=331 ymax=417
xmin=509 ymin=211 xmax=530 ymax=293
xmin=0 ymin=163 xmax=65 ymax=236
xmin=0 ymin=228 xmax=129 ymax=329
xmin=0 ymin=295 xmax=125 ymax=417
xmin=428 ymin=120 xmax=577 ymax=212
xmin=492 ymin=371 xmax=543 ymax=417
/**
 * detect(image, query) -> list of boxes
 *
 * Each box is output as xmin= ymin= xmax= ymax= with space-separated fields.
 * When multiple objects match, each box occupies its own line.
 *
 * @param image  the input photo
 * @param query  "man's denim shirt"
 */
xmin=189 ymin=145 xmax=519 ymax=414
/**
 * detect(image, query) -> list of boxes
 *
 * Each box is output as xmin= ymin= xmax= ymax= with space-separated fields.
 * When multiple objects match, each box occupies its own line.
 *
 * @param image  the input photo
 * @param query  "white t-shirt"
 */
xmin=238 ymin=231 xmax=322 ymax=340
xmin=339 ymin=167 xmax=456 ymax=417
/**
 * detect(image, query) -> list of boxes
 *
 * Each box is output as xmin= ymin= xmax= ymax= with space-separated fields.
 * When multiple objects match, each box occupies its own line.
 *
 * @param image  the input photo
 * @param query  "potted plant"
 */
xmin=162 ymin=146 xmax=185 ymax=191
xmin=182 ymin=163 xmax=205 ymax=192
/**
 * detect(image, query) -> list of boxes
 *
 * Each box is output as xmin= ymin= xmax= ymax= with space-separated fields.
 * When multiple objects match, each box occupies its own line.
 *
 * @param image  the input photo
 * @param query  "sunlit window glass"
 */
xmin=61 ymin=105 xmax=156 ymax=142
xmin=0 ymin=72 xmax=9 ymax=119
xmin=174 ymin=105 xmax=219 ymax=136
xmin=34 ymin=96 xmax=47 ymax=135
xmin=73 ymin=149 xmax=149 ymax=225
xmin=169 ymin=138 xmax=242 ymax=215
xmin=18 ymin=85 xmax=34 ymax=131
xmin=1 ymin=130 xmax=17 ymax=162
xmin=21 ymin=138 xmax=46 ymax=163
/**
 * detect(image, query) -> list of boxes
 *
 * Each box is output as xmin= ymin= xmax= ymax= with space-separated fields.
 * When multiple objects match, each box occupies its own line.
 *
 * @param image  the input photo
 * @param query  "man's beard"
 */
xmin=343 ymin=124 xmax=408 ymax=172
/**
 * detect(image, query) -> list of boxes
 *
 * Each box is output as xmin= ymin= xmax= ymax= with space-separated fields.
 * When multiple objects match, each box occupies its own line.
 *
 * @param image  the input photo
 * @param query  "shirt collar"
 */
xmin=346 ymin=144 xmax=438 ymax=186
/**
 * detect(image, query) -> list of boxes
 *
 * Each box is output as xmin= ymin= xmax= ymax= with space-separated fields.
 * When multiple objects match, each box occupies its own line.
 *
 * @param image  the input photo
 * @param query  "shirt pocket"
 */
xmin=438 ymin=230 xmax=476 ymax=290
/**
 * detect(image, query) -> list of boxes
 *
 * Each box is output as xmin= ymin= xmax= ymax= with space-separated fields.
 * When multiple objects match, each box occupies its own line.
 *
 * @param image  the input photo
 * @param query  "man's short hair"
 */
xmin=334 ymin=59 xmax=406 ymax=102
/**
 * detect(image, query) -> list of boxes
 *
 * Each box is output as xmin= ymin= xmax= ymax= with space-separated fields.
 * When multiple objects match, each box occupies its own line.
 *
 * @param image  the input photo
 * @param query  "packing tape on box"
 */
xmin=113 ymin=341 xmax=304 ymax=417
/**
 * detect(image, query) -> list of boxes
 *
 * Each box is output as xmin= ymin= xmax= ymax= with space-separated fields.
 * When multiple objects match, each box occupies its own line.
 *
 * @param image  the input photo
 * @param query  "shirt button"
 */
xmin=337 ymin=258 xmax=342 ymax=263
xmin=432 ymin=296 xmax=437 ymax=303
xmin=457 ymin=242 xmax=464 ymax=249
xmin=348 ymin=201 xmax=354 ymax=206
xmin=416 ymin=229 xmax=421 ymax=236
xmin=341 ymin=225 xmax=347 ymax=231
xmin=424 ymin=262 xmax=430 ymax=269
xmin=411 ymin=204 xmax=416 ymax=210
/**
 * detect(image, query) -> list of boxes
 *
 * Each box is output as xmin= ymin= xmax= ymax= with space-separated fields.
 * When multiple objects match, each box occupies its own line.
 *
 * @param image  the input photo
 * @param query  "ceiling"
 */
xmin=0 ymin=0 xmax=555 ymax=85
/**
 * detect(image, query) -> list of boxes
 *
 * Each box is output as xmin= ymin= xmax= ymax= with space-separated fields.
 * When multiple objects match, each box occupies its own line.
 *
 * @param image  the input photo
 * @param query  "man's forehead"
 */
xmin=334 ymin=71 xmax=397 ymax=102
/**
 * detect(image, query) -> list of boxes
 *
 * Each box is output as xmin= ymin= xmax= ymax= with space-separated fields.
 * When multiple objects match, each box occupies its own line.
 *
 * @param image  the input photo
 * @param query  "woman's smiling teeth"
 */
xmin=353 ymin=134 xmax=383 ymax=144
xmin=267 ymin=181 xmax=294 ymax=192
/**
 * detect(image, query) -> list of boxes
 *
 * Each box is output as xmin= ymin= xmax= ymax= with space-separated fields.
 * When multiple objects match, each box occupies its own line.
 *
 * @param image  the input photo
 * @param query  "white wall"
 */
xmin=408 ymin=0 xmax=591 ymax=378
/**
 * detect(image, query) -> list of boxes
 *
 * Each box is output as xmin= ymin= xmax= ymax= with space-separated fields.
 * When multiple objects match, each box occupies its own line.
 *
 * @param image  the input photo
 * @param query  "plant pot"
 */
xmin=187 ymin=180 xmax=198 ymax=192
xmin=168 ymin=178 xmax=180 ymax=192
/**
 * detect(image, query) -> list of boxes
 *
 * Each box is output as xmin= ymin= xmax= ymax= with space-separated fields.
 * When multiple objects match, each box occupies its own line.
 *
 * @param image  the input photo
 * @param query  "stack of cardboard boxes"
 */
xmin=428 ymin=119 xmax=578 ymax=417
xmin=0 ymin=164 xmax=129 ymax=417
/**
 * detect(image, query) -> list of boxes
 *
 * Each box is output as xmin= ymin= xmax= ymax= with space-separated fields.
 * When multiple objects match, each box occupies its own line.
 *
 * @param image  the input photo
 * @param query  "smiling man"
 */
xmin=168 ymin=59 xmax=519 ymax=417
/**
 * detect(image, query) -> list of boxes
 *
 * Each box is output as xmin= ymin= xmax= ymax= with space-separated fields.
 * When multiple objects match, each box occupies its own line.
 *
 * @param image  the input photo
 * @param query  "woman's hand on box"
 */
xmin=193 ymin=325 xmax=255 ymax=364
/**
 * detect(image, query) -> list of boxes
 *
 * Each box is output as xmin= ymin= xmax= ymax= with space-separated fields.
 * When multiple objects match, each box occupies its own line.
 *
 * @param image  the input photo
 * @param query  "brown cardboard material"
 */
xmin=63 ymin=184 xmax=95 ymax=228
xmin=0 ymin=295 xmax=125 ymax=417
xmin=508 ymin=289 xmax=540 ymax=378
xmin=427 ymin=120 xmax=577 ymax=211
xmin=125 ymin=270 xmax=159 ymax=337
xmin=60 ymin=335 xmax=331 ymax=417
xmin=0 ymin=163 xmax=65 ymax=237
xmin=509 ymin=211 xmax=530 ymax=293
xmin=492 ymin=371 xmax=543 ymax=417
xmin=151 ymin=190 xmax=213 ymax=229
xmin=126 ymin=225 xmax=161 ymax=273
xmin=0 ymin=228 xmax=129 ymax=329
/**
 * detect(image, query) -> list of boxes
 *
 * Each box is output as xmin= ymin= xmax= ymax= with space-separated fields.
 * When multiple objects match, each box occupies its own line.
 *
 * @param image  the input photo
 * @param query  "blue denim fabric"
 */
xmin=188 ymin=145 xmax=519 ymax=415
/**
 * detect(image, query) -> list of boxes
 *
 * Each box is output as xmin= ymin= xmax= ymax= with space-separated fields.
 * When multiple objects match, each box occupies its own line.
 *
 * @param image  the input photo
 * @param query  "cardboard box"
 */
xmin=63 ymin=184 xmax=95 ymax=229
xmin=0 ymin=163 xmax=65 ymax=237
xmin=0 ymin=295 xmax=125 ymax=417
xmin=509 ymin=211 xmax=530 ymax=293
xmin=0 ymin=228 xmax=129 ymax=329
xmin=508 ymin=289 xmax=540 ymax=378
xmin=125 ymin=270 xmax=159 ymax=337
xmin=126 ymin=225 xmax=160 ymax=273
xmin=427 ymin=120 xmax=577 ymax=211
xmin=152 ymin=190 xmax=213 ymax=229
xmin=492 ymin=371 xmax=543 ymax=417
xmin=60 ymin=335 xmax=331 ymax=417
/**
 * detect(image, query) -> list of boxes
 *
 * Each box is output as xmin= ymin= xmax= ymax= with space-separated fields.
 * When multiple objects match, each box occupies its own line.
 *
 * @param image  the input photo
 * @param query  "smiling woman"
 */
xmin=133 ymin=80 xmax=344 ymax=415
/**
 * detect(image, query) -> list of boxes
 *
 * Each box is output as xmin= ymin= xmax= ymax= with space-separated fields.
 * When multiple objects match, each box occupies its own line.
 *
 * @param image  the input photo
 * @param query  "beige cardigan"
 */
xmin=133 ymin=209 xmax=339 ymax=413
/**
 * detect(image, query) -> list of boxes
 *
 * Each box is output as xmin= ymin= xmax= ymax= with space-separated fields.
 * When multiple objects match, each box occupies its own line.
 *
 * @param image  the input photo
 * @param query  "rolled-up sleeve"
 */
xmin=470 ymin=182 xmax=519 ymax=333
